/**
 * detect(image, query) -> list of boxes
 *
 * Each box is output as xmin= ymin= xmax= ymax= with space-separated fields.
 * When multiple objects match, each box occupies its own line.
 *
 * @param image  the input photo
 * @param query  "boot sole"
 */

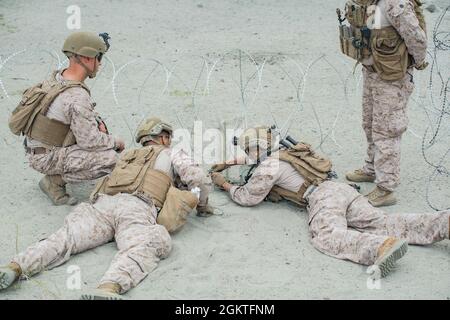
xmin=374 ymin=240 xmax=408 ymax=278
xmin=345 ymin=174 xmax=375 ymax=183
xmin=369 ymin=198 xmax=397 ymax=207
xmin=0 ymin=271 xmax=13 ymax=290
xmin=80 ymin=291 xmax=122 ymax=300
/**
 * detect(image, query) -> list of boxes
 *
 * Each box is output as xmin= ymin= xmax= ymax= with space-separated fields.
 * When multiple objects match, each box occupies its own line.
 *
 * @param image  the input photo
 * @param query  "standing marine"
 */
xmin=337 ymin=0 xmax=428 ymax=206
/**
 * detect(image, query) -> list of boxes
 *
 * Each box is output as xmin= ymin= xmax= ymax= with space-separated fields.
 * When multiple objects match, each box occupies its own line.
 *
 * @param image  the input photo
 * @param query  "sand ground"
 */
xmin=0 ymin=0 xmax=449 ymax=299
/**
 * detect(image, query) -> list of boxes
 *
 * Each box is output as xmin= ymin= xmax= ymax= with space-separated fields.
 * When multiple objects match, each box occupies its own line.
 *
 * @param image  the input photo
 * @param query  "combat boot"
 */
xmin=80 ymin=282 xmax=122 ymax=300
xmin=366 ymin=186 xmax=397 ymax=207
xmin=0 ymin=262 xmax=22 ymax=290
xmin=373 ymin=238 xmax=408 ymax=278
xmin=39 ymin=175 xmax=77 ymax=206
xmin=345 ymin=169 xmax=375 ymax=183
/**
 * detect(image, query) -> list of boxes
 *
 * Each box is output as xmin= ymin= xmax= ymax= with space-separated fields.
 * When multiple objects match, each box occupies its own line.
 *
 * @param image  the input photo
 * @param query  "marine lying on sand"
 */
xmin=210 ymin=126 xmax=450 ymax=278
xmin=0 ymin=117 xmax=214 ymax=300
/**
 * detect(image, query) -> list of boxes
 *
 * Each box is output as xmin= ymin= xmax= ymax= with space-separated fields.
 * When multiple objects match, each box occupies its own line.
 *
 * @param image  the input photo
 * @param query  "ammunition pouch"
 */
xmin=339 ymin=23 xmax=374 ymax=62
xmin=157 ymin=186 xmax=199 ymax=233
xmin=338 ymin=0 xmax=425 ymax=80
xmin=370 ymin=27 xmax=411 ymax=81
xmin=28 ymin=114 xmax=73 ymax=147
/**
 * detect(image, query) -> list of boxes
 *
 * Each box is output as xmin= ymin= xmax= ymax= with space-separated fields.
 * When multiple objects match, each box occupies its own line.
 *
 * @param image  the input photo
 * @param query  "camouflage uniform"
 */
xmin=307 ymin=181 xmax=449 ymax=265
xmin=12 ymin=193 xmax=170 ymax=293
xmin=228 ymin=157 xmax=449 ymax=265
xmin=167 ymin=148 xmax=212 ymax=207
xmin=361 ymin=0 xmax=427 ymax=191
xmin=230 ymin=155 xmax=304 ymax=206
xmin=26 ymin=71 xmax=118 ymax=183
xmin=12 ymin=147 xmax=211 ymax=293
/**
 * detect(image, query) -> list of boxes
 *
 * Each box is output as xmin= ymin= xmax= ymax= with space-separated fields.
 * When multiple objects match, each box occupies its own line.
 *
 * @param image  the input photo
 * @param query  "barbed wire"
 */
xmin=422 ymin=6 xmax=450 ymax=211
xmin=1 ymin=22 xmax=448 ymax=209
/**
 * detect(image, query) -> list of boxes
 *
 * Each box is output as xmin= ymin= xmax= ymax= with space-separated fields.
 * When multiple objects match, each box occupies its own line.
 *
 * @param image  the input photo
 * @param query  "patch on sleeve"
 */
xmin=387 ymin=0 xmax=406 ymax=17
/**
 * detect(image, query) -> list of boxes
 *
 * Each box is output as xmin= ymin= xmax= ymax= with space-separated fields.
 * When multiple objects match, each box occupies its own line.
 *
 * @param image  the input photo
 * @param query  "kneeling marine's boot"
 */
xmin=39 ymin=175 xmax=77 ymax=206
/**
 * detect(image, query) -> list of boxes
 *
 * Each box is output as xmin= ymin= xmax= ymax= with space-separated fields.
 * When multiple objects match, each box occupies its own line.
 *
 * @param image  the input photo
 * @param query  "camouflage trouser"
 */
xmin=28 ymin=144 xmax=118 ymax=183
xmin=307 ymin=181 xmax=449 ymax=266
xmin=361 ymin=68 xmax=415 ymax=191
xmin=12 ymin=193 xmax=172 ymax=293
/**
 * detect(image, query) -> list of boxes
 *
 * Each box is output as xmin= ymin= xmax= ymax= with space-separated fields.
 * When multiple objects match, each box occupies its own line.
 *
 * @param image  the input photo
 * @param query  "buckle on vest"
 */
xmin=25 ymin=147 xmax=49 ymax=155
xmin=302 ymin=185 xmax=318 ymax=201
xmin=327 ymin=170 xmax=338 ymax=180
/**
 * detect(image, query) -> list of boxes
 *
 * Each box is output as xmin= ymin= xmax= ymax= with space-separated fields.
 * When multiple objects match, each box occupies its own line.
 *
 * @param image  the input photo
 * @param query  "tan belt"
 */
xmin=25 ymin=147 xmax=49 ymax=155
xmin=133 ymin=190 xmax=154 ymax=206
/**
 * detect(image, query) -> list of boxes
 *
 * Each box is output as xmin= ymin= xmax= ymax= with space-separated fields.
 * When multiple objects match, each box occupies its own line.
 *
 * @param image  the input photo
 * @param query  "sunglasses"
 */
xmin=96 ymin=53 xmax=104 ymax=62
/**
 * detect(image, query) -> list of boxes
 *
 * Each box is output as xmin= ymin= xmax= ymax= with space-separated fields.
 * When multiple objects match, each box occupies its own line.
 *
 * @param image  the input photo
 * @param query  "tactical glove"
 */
xmin=415 ymin=61 xmax=429 ymax=70
xmin=211 ymin=172 xmax=227 ymax=188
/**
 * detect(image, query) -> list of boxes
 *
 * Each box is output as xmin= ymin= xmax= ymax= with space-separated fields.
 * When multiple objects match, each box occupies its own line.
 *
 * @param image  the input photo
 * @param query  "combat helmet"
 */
xmin=238 ymin=126 xmax=274 ymax=152
xmin=62 ymin=31 xmax=110 ymax=59
xmin=136 ymin=117 xmax=173 ymax=145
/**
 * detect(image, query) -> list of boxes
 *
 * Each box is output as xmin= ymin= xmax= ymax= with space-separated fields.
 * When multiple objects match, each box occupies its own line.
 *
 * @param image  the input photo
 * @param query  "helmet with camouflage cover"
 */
xmin=238 ymin=126 xmax=274 ymax=152
xmin=62 ymin=31 xmax=109 ymax=58
xmin=136 ymin=117 xmax=173 ymax=145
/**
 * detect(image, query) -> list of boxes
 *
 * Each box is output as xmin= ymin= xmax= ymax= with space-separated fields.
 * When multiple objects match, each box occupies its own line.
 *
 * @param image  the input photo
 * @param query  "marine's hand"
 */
xmin=415 ymin=61 xmax=429 ymax=70
xmin=98 ymin=121 xmax=108 ymax=133
xmin=211 ymin=172 xmax=227 ymax=188
xmin=114 ymin=137 xmax=125 ymax=153
xmin=95 ymin=115 xmax=109 ymax=134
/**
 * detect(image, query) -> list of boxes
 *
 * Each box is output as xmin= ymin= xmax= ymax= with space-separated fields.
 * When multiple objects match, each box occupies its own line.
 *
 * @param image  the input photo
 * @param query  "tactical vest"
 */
xmin=266 ymin=143 xmax=333 ymax=207
xmin=90 ymin=145 xmax=200 ymax=233
xmin=338 ymin=0 xmax=426 ymax=81
xmin=90 ymin=145 xmax=172 ymax=208
xmin=9 ymin=71 xmax=89 ymax=147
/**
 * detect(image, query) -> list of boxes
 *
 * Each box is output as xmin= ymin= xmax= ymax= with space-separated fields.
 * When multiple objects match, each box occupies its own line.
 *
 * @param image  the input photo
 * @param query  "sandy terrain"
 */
xmin=0 ymin=0 xmax=449 ymax=299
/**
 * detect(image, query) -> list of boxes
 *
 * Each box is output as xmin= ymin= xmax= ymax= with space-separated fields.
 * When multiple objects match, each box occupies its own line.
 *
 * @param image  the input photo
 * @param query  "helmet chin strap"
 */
xmin=74 ymin=55 xmax=96 ymax=78
xmin=247 ymin=145 xmax=269 ymax=164
xmin=145 ymin=137 xmax=164 ymax=146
